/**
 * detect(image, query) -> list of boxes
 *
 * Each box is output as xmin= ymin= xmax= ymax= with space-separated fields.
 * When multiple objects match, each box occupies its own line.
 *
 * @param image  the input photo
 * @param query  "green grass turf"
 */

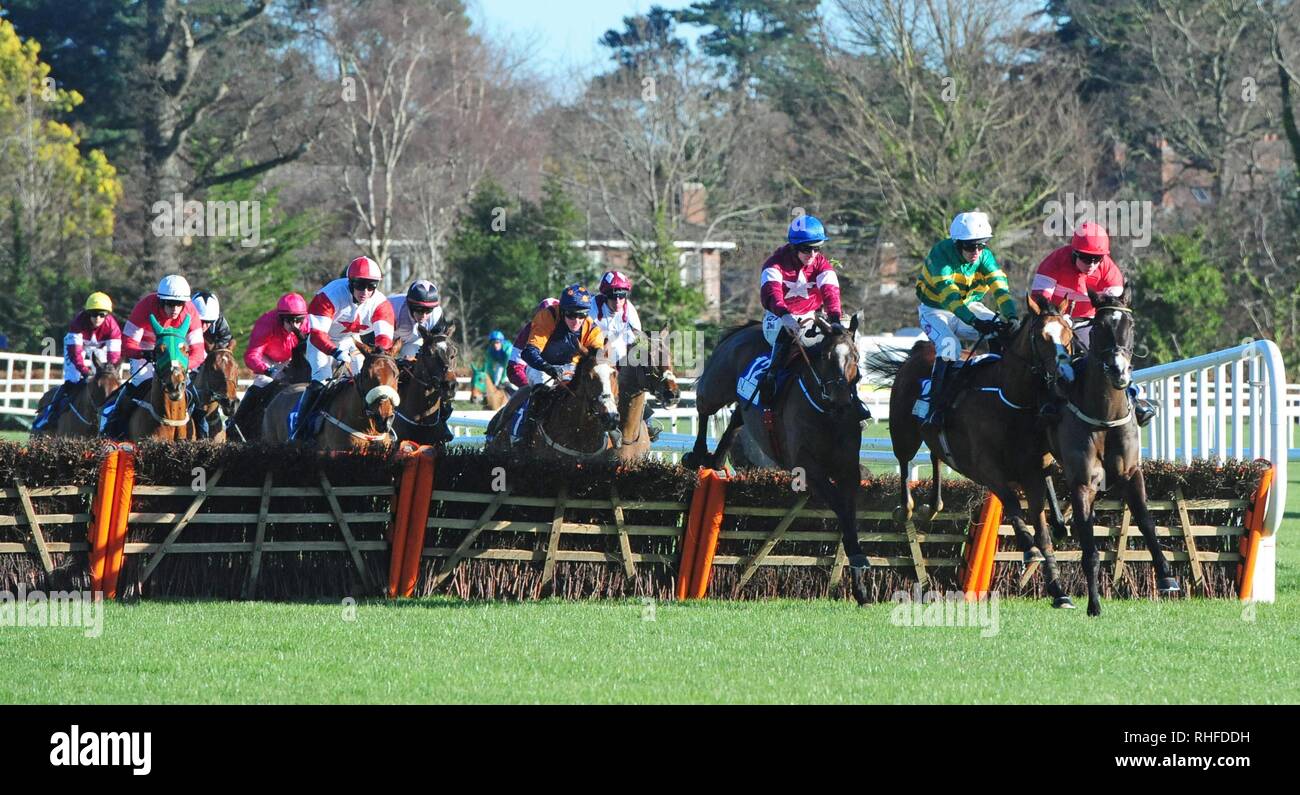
xmin=2 ymin=432 xmax=1298 ymax=704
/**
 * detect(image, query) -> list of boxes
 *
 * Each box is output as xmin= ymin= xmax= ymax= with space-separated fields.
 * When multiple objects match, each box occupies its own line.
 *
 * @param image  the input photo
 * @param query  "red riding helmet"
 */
xmin=346 ymin=256 xmax=382 ymax=281
xmin=599 ymin=270 xmax=632 ymax=297
xmin=276 ymin=293 xmax=307 ymax=316
xmin=1071 ymin=222 xmax=1110 ymax=256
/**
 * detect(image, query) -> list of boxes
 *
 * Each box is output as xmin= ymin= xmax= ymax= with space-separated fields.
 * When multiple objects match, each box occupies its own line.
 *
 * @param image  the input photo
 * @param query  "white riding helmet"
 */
xmin=157 ymin=274 xmax=191 ymax=302
xmin=192 ymin=290 xmax=221 ymax=322
xmin=949 ymin=211 xmax=993 ymax=242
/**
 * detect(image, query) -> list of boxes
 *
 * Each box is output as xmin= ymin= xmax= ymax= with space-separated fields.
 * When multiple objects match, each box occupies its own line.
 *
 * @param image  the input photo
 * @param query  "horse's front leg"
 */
xmin=1023 ymin=475 xmax=1073 ymax=608
xmin=894 ymin=461 xmax=915 ymax=525
xmin=681 ymin=408 xmax=714 ymax=469
xmin=1069 ymin=481 xmax=1102 ymax=616
xmin=989 ymin=482 xmax=1040 ymax=566
xmin=707 ymin=409 xmax=744 ymax=470
xmin=918 ymin=452 xmax=943 ymax=524
xmin=809 ymin=468 xmax=868 ymax=606
xmin=1122 ymin=468 xmax=1180 ymax=595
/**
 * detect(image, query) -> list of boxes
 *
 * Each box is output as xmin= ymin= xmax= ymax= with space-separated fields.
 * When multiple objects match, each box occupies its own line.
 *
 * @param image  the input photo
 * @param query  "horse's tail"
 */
xmin=862 ymin=345 xmax=919 ymax=386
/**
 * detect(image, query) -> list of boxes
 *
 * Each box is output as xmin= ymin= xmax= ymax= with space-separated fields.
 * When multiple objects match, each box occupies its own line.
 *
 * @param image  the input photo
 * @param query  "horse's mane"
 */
xmin=718 ymin=320 xmax=761 ymax=345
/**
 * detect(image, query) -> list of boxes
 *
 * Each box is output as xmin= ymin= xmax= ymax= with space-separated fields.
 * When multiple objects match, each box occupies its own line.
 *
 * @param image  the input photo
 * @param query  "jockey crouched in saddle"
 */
xmin=100 ymin=275 xmax=207 ymax=439
xmin=757 ymin=215 xmax=872 ymax=422
xmin=33 ymin=292 xmax=122 ymax=430
xmin=191 ymin=290 xmax=233 ymax=352
xmin=913 ymin=211 xmax=1020 ymax=428
xmin=389 ymin=279 xmax=455 ymax=442
xmin=506 ymin=298 xmax=558 ymax=389
xmin=514 ymin=285 xmax=608 ymax=442
xmin=1030 ymin=221 xmax=1155 ymax=427
xmin=225 ymin=292 xmax=310 ymax=436
xmin=593 ymin=269 xmax=660 ymax=441
xmin=291 ymin=256 xmax=396 ymax=440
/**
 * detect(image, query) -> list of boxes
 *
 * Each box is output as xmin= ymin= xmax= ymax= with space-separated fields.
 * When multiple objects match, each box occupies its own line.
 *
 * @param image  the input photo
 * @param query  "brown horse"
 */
xmin=194 ymin=345 xmax=239 ymax=443
xmin=262 ymin=340 xmax=401 ymax=450
xmin=613 ymin=327 xmax=680 ymax=462
xmin=395 ymin=324 xmax=460 ymax=446
xmin=470 ymin=362 xmax=510 ymax=411
xmin=866 ymin=298 xmax=1078 ymax=607
xmin=32 ymin=359 xmax=122 ymax=438
xmin=684 ymin=316 xmax=874 ymax=604
xmin=1047 ymin=288 xmax=1179 ymax=615
xmin=226 ymin=330 xmax=311 ymax=442
xmin=127 ymin=321 xmax=196 ymax=441
xmin=485 ymin=346 xmax=620 ymax=461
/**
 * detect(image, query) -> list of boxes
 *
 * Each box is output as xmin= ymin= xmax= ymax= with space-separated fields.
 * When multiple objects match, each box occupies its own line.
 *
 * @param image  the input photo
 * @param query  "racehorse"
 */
xmin=1047 ymin=288 xmax=1179 ymax=615
xmin=262 ymin=339 xmax=401 ymax=450
xmin=866 ymin=297 xmax=1078 ymax=607
xmin=683 ymin=316 xmax=875 ymax=605
xmin=485 ymin=345 xmax=620 ymax=461
xmin=613 ymin=327 xmax=680 ymax=462
xmin=32 ymin=354 xmax=122 ymax=438
xmin=193 ymin=345 xmax=239 ymax=443
xmin=127 ymin=318 xmax=197 ymax=441
xmin=470 ymin=362 xmax=510 ymax=410
xmin=395 ymin=325 xmax=460 ymax=446
xmin=226 ymin=330 xmax=311 ymax=442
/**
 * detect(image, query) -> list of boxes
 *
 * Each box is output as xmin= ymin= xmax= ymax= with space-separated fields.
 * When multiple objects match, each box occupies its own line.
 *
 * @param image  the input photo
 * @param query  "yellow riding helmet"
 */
xmin=84 ymin=292 xmax=113 ymax=313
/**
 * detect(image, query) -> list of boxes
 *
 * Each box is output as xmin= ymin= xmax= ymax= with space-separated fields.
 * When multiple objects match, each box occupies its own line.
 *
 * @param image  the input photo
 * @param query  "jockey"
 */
xmin=758 ymin=215 xmax=872 ymax=421
xmin=100 ymin=275 xmax=207 ymax=439
xmin=227 ymin=293 xmax=310 ymax=436
xmin=914 ymin=211 xmax=1018 ymax=428
xmin=389 ymin=279 xmax=448 ymax=359
xmin=485 ymin=330 xmax=512 ymax=387
xmin=191 ymin=290 xmax=234 ymax=351
xmin=593 ymin=269 xmax=660 ymax=440
xmin=1030 ymin=221 xmax=1155 ymax=426
xmin=292 ymin=256 xmax=396 ymax=440
xmin=506 ymin=298 xmax=558 ymax=389
xmin=516 ymin=285 xmax=607 ymax=440
xmin=33 ymin=292 xmax=122 ymax=430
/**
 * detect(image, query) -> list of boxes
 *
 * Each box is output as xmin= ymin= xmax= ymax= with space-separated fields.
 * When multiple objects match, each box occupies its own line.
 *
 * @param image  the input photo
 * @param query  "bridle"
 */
xmin=794 ymin=331 xmax=858 ymax=415
xmin=396 ymin=339 xmax=457 ymax=428
xmin=197 ymin=348 xmax=238 ymax=425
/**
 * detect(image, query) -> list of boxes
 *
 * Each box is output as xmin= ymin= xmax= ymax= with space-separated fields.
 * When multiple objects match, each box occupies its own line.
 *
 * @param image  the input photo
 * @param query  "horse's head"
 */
xmin=92 ymin=354 xmax=122 ymax=404
xmin=412 ymin=323 xmax=459 ymax=403
xmin=646 ymin=326 xmax=680 ymax=407
xmin=1087 ymin=286 xmax=1136 ymax=390
xmin=202 ymin=345 xmax=239 ymax=410
xmin=150 ymin=316 xmax=191 ymax=401
xmin=809 ymin=314 xmax=861 ymax=409
xmin=353 ymin=338 xmax=401 ymax=426
xmin=1021 ymin=294 xmax=1076 ymax=385
xmin=572 ymin=345 xmax=620 ymax=431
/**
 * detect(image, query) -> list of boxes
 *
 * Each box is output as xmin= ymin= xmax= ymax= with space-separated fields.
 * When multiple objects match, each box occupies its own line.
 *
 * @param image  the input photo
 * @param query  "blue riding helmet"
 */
xmin=787 ymin=215 xmax=828 ymax=246
xmin=489 ymin=330 xmax=506 ymax=343
xmin=559 ymin=284 xmax=593 ymax=314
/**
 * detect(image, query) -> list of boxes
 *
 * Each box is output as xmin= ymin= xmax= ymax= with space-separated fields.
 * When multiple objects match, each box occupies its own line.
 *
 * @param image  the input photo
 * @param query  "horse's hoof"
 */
xmin=1087 ymin=602 xmax=1102 ymax=617
xmin=1053 ymin=596 xmax=1075 ymax=609
xmin=891 ymin=507 xmax=911 ymax=524
xmin=1157 ymin=577 xmax=1181 ymax=594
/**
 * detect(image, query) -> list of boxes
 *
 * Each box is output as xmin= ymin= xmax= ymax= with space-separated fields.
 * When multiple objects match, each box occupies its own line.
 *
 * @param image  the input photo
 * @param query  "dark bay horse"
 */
xmin=613 ymin=327 xmax=680 ymax=462
xmin=866 ymin=298 xmax=1078 ymax=607
xmin=194 ymin=345 xmax=239 ymax=442
xmin=1048 ymin=288 xmax=1179 ymax=615
xmin=226 ymin=330 xmax=312 ymax=442
xmin=684 ymin=316 xmax=874 ymax=605
xmin=262 ymin=340 xmax=401 ymax=450
xmin=33 ymin=357 xmax=122 ymax=438
xmin=127 ymin=319 xmax=196 ymax=441
xmin=395 ymin=324 xmax=459 ymax=446
xmin=485 ymin=346 xmax=620 ymax=461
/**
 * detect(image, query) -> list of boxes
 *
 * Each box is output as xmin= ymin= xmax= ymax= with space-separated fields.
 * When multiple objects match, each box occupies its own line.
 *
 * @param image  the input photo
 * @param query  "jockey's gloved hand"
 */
xmin=264 ymin=365 xmax=279 ymax=379
xmin=331 ymin=348 xmax=348 ymax=365
xmin=972 ymin=317 xmax=1000 ymax=335
xmin=779 ymin=313 xmax=802 ymax=336
xmin=544 ymin=364 xmax=565 ymax=381
xmin=999 ymin=316 xmax=1022 ymax=336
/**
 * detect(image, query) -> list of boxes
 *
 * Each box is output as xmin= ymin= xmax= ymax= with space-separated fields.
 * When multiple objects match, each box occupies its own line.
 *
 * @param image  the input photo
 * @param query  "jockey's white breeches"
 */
xmin=918 ymin=303 xmax=996 ymax=362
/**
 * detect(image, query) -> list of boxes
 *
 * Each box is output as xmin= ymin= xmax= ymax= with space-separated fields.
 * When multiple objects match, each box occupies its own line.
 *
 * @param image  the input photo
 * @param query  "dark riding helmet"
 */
xmin=406 ymin=279 xmax=439 ymax=309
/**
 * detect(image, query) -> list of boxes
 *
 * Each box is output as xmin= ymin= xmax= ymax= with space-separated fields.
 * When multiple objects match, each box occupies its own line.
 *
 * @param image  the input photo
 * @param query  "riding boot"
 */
xmin=291 ymin=381 xmax=326 ymax=441
xmin=852 ymin=395 xmax=873 ymax=423
xmin=759 ymin=334 xmax=792 ymax=406
xmin=1128 ymin=386 xmax=1156 ymax=427
xmin=642 ymin=403 xmax=661 ymax=442
xmin=435 ymin=397 xmax=456 ymax=444
xmin=186 ymin=383 xmax=210 ymax=437
xmin=921 ymin=359 xmax=951 ymax=428
xmin=101 ymin=380 xmax=141 ymax=440
xmin=34 ymin=383 xmax=70 ymax=430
